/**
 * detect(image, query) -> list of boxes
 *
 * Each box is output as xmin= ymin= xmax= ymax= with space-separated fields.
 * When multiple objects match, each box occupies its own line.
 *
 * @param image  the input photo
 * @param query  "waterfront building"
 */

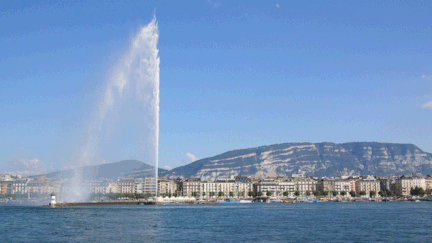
xmin=181 ymin=178 xmax=202 ymax=197
xmin=234 ymin=180 xmax=254 ymax=197
xmin=0 ymin=174 xmax=25 ymax=194
xmin=277 ymin=180 xmax=296 ymax=197
xmin=144 ymin=177 xmax=157 ymax=195
xmin=377 ymin=176 xmax=392 ymax=191
xmin=27 ymin=177 xmax=60 ymax=195
xmin=0 ymin=181 xmax=13 ymax=194
xmin=85 ymin=180 xmax=110 ymax=194
xmin=135 ymin=178 xmax=145 ymax=194
xmin=12 ymin=178 xmax=30 ymax=194
xmin=255 ymin=179 xmax=278 ymax=196
xmin=317 ymin=178 xmax=335 ymax=192
xmin=118 ymin=178 xmax=135 ymax=194
xmin=334 ymin=180 xmax=350 ymax=193
xmin=349 ymin=179 xmax=356 ymax=192
xmin=355 ymin=177 xmax=380 ymax=197
xmin=255 ymin=176 xmax=304 ymax=197
xmin=317 ymin=178 xmax=350 ymax=194
xmin=293 ymin=177 xmax=317 ymax=195
xmin=107 ymin=182 xmax=119 ymax=193
xmin=182 ymin=178 xmax=253 ymax=198
xmin=425 ymin=176 xmax=432 ymax=190
xmin=158 ymin=178 xmax=176 ymax=195
xmin=395 ymin=174 xmax=426 ymax=196
xmin=0 ymin=181 xmax=5 ymax=194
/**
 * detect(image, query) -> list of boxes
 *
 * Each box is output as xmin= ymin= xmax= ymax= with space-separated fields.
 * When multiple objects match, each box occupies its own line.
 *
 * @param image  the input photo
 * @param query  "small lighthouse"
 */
xmin=49 ymin=192 xmax=56 ymax=207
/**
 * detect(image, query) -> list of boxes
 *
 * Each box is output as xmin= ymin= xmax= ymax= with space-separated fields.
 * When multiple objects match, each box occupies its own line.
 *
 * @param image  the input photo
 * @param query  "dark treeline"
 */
xmin=88 ymin=192 xmax=183 ymax=200
xmin=0 ymin=193 xmax=51 ymax=199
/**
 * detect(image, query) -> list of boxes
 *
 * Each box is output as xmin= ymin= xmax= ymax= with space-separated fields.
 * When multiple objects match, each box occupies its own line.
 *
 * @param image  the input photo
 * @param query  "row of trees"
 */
xmin=90 ymin=193 xmax=156 ymax=200
xmin=189 ymin=191 xmax=248 ymax=197
xmin=410 ymin=187 xmax=432 ymax=197
xmin=0 ymin=193 xmax=52 ymax=199
xmin=186 ymin=190 xmax=403 ymax=198
xmin=92 ymin=187 xmax=432 ymax=200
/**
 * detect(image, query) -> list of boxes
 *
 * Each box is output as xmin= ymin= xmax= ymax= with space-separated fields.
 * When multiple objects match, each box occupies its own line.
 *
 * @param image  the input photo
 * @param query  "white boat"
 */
xmin=239 ymin=199 xmax=253 ymax=203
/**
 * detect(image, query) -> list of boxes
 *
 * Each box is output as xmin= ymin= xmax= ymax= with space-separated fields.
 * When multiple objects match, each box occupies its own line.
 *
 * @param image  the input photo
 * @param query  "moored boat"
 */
xmin=220 ymin=198 xmax=240 ymax=203
xmin=281 ymin=199 xmax=295 ymax=204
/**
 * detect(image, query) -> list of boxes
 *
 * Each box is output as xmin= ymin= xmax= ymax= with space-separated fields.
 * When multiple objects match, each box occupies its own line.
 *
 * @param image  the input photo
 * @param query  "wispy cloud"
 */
xmin=421 ymin=75 xmax=432 ymax=79
xmin=185 ymin=152 xmax=199 ymax=163
xmin=206 ymin=0 xmax=221 ymax=8
xmin=164 ymin=165 xmax=172 ymax=170
xmin=276 ymin=4 xmax=280 ymax=8
xmin=421 ymin=101 xmax=432 ymax=109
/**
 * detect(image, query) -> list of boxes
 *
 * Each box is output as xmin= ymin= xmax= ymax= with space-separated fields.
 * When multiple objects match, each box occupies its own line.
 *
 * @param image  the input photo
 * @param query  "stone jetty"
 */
xmin=44 ymin=201 xmax=160 ymax=207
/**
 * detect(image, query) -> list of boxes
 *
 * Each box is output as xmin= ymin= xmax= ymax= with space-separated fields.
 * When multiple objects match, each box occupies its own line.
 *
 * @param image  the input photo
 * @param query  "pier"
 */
xmin=44 ymin=201 xmax=161 ymax=207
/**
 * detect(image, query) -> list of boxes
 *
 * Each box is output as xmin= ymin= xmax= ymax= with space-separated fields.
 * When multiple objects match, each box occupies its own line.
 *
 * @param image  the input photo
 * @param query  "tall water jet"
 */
xmin=62 ymin=16 xmax=160 ymax=202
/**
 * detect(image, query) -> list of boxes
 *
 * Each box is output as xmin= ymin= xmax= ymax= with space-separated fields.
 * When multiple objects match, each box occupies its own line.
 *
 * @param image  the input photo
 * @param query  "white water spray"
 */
xmin=63 ymin=16 xmax=160 ymax=202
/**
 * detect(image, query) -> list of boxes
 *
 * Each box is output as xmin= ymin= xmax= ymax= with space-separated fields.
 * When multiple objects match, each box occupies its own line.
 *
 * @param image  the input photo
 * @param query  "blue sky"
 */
xmin=1 ymin=1 xmax=431 ymax=173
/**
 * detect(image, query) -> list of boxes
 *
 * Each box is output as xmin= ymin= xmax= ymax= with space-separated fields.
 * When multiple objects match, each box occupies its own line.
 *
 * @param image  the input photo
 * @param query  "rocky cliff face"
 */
xmin=169 ymin=142 xmax=432 ymax=179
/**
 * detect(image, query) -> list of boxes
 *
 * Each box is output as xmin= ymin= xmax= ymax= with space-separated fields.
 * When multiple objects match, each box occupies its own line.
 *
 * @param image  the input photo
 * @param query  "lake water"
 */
xmin=1 ymin=202 xmax=431 ymax=242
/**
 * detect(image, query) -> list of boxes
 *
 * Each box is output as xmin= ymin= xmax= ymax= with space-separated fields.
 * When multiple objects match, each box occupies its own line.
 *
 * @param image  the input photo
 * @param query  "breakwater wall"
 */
xmin=45 ymin=201 xmax=160 ymax=207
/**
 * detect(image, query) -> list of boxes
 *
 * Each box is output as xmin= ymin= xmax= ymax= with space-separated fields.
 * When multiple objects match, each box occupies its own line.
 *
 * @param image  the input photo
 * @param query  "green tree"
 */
xmin=332 ymin=191 xmax=338 ymax=196
xmin=238 ymin=192 xmax=244 ymax=197
xmin=283 ymin=191 xmax=289 ymax=197
xmin=218 ymin=191 xmax=224 ymax=197
xmin=349 ymin=190 xmax=356 ymax=197
xmin=248 ymin=191 xmax=256 ymax=197
xmin=426 ymin=189 xmax=432 ymax=195
xmin=378 ymin=190 xmax=386 ymax=197
xmin=267 ymin=191 xmax=273 ymax=197
xmin=410 ymin=186 xmax=425 ymax=197
xmin=340 ymin=191 xmax=347 ymax=196
xmin=192 ymin=192 xmax=198 ymax=197
xmin=229 ymin=192 xmax=234 ymax=197
xmin=306 ymin=191 xmax=311 ymax=196
xmin=360 ymin=191 xmax=366 ymax=196
xmin=313 ymin=191 xmax=322 ymax=196
xmin=210 ymin=192 xmax=215 ymax=197
xmin=370 ymin=191 xmax=376 ymax=197
xmin=386 ymin=190 xmax=394 ymax=196
xmin=294 ymin=191 xmax=300 ymax=196
xmin=323 ymin=191 xmax=329 ymax=196
xmin=257 ymin=191 xmax=263 ymax=197
xmin=202 ymin=192 xmax=206 ymax=197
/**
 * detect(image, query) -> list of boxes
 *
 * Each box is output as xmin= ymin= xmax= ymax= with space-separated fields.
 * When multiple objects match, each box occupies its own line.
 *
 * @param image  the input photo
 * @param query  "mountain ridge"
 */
xmin=30 ymin=160 xmax=167 ymax=180
xmin=168 ymin=142 xmax=432 ymax=179
xmin=27 ymin=142 xmax=432 ymax=180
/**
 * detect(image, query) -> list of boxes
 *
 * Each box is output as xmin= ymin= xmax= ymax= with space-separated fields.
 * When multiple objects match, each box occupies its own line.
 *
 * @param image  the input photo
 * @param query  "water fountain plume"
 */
xmin=62 ymin=16 xmax=160 ymax=202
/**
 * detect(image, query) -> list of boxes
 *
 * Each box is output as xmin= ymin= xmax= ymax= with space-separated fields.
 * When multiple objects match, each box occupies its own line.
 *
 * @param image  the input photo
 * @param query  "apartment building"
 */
xmin=85 ymin=180 xmax=110 ymax=194
xmin=118 ymin=178 xmax=135 ymax=194
xmin=317 ymin=178 xmax=350 ymax=193
xmin=182 ymin=178 xmax=253 ymax=198
xmin=395 ymin=175 xmax=426 ymax=196
xmin=293 ymin=177 xmax=317 ymax=195
xmin=355 ymin=177 xmax=380 ymax=197
xmin=158 ymin=178 xmax=176 ymax=195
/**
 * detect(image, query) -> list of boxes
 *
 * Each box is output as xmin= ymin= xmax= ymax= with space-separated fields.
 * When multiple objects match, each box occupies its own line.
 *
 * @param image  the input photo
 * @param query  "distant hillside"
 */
xmin=168 ymin=142 xmax=432 ymax=179
xmin=32 ymin=160 xmax=167 ymax=180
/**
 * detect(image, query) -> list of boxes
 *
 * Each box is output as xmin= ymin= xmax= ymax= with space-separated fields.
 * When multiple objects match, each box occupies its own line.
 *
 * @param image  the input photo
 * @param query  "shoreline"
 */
xmin=39 ymin=197 xmax=432 ymax=207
